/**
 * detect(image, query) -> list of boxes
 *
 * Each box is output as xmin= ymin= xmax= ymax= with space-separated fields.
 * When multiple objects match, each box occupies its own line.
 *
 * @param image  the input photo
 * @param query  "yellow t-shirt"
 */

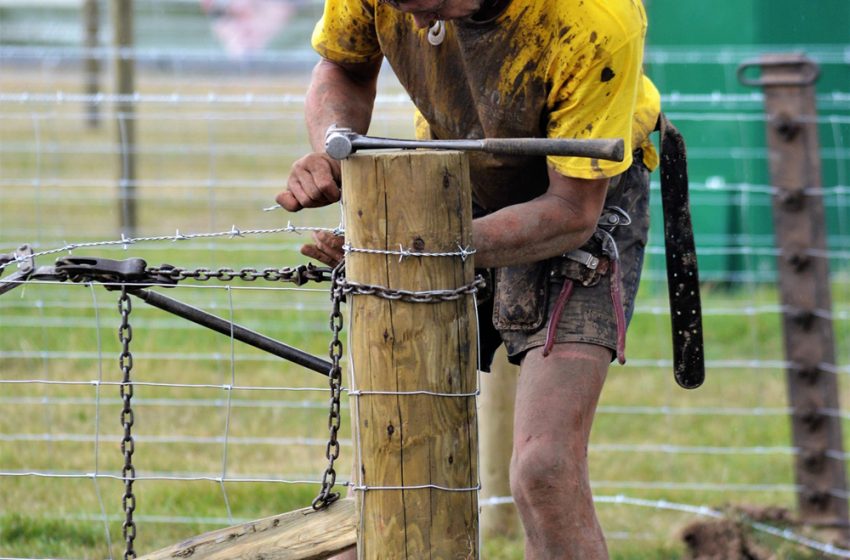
xmin=312 ymin=0 xmax=660 ymax=211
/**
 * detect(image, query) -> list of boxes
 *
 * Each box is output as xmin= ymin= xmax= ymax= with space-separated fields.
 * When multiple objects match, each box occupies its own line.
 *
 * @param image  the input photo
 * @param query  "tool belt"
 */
xmin=491 ymin=208 xmax=627 ymax=363
xmin=490 ymin=114 xmax=705 ymax=389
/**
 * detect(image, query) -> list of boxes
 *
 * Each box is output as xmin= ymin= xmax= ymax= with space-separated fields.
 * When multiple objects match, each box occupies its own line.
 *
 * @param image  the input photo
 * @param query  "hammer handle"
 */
xmin=345 ymin=136 xmax=625 ymax=162
xmin=479 ymin=137 xmax=624 ymax=161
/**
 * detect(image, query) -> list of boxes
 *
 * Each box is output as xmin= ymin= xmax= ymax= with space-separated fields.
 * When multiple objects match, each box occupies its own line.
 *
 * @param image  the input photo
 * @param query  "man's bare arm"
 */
xmin=277 ymin=57 xmax=382 ymax=212
xmin=304 ymin=57 xmax=383 ymax=150
xmin=471 ymin=166 xmax=609 ymax=268
xmin=296 ymin=166 xmax=610 ymax=268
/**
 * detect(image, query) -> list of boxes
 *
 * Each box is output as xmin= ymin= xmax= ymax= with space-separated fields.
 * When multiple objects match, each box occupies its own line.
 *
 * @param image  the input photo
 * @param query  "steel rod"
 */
xmin=130 ymin=288 xmax=332 ymax=376
xmin=0 ymin=271 xmax=28 ymax=296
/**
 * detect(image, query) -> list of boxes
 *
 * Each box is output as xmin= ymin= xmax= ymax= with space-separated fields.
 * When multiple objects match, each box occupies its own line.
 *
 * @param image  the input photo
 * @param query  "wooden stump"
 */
xmin=342 ymin=150 xmax=479 ymax=559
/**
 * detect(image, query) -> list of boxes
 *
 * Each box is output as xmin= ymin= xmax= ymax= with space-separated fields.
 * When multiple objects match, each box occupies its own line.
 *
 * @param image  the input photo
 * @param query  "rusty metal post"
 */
xmin=739 ymin=53 xmax=849 ymax=533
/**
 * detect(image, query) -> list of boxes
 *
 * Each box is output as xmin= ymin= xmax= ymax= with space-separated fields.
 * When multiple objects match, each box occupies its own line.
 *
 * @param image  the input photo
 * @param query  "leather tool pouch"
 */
xmin=491 ymin=261 xmax=550 ymax=332
xmin=491 ymin=247 xmax=611 ymax=333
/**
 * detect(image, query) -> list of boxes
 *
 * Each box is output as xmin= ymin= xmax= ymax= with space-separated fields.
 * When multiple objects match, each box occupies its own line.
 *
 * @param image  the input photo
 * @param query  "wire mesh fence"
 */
xmin=1 ymin=1 xmax=849 ymax=558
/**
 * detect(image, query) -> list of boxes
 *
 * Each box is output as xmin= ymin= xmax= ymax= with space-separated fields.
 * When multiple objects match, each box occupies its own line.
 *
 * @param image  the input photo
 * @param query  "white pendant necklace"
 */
xmin=427 ymin=20 xmax=446 ymax=46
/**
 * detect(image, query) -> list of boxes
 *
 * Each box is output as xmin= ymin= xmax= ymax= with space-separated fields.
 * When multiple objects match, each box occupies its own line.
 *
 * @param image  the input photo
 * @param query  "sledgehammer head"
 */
xmin=325 ymin=126 xmax=356 ymax=160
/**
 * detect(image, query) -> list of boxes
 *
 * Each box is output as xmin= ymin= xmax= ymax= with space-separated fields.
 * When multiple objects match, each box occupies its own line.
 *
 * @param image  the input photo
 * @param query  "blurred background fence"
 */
xmin=0 ymin=0 xmax=849 ymax=558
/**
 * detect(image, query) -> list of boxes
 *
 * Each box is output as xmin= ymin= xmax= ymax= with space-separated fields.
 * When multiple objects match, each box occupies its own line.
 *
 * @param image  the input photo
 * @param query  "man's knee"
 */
xmin=510 ymin=436 xmax=588 ymax=503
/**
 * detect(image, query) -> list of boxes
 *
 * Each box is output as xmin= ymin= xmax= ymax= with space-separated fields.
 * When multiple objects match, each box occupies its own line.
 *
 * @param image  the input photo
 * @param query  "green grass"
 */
xmin=2 ymin=68 xmax=850 ymax=559
xmin=0 ymin=514 xmax=102 ymax=559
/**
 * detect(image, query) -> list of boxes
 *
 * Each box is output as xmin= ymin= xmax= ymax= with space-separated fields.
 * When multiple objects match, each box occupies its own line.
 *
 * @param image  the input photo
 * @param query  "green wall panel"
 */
xmin=643 ymin=1 xmax=849 ymax=281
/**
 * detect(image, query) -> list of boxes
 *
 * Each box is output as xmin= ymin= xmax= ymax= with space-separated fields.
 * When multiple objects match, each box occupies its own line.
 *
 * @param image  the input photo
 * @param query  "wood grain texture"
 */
xmin=136 ymin=498 xmax=356 ymax=560
xmin=342 ymin=151 xmax=479 ymax=559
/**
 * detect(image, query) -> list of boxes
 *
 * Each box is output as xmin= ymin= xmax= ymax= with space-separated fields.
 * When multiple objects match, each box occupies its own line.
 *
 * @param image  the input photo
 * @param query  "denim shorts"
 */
xmin=477 ymin=156 xmax=650 ymax=368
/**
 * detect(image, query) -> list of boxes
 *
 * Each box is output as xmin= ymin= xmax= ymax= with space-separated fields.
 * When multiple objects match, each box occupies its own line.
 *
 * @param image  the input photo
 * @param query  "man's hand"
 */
xmin=301 ymin=230 xmax=345 ymax=267
xmin=276 ymin=152 xmax=342 ymax=211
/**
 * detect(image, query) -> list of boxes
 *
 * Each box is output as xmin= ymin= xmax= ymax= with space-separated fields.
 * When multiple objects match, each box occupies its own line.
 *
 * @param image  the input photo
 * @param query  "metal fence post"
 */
xmin=740 ymin=53 xmax=849 ymax=533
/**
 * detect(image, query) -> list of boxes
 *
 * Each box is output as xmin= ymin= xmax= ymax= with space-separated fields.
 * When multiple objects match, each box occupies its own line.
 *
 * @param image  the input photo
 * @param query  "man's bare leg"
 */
xmin=510 ymin=342 xmax=610 ymax=560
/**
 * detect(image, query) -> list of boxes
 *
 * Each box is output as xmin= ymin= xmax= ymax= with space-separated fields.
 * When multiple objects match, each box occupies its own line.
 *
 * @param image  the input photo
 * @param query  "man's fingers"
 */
xmin=278 ymin=154 xmax=341 ymax=211
xmin=295 ymin=168 xmax=339 ymax=207
xmin=275 ymin=189 xmax=302 ymax=212
xmin=312 ymin=231 xmax=345 ymax=263
xmin=286 ymin=170 xmax=324 ymax=209
xmin=273 ymin=153 xmax=342 ymax=217
xmin=278 ymin=173 xmax=314 ymax=211
xmin=293 ymin=168 xmax=330 ymax=207
xmin=301 ymin=243 xmax=341 ymax=267
xmin=300 ymin=231 xmax=346 ymax=267
xmin=308 ymin=165 xmax=342 ymax=205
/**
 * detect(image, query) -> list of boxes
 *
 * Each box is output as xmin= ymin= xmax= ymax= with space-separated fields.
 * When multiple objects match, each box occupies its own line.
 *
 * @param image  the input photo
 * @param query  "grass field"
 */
xmin=1 ymin=67 xmax=849 ymax=559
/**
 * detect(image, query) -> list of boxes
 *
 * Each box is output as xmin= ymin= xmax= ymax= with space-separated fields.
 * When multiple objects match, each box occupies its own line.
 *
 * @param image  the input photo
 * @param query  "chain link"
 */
xmin=146 ymin=263 xmax=333 ymax=285
xmin=339 ymin=275 xmax=486 ymax=303
xmin=312 ymin=263 xmax=345 ymax=511
xmin=118 ymin=287 xmax=137 ymax=559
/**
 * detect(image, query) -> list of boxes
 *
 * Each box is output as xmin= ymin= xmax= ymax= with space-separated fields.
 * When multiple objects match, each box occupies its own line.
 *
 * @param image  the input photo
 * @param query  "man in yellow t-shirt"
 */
xmin=275 ymin=0 xmax=660 ymax=557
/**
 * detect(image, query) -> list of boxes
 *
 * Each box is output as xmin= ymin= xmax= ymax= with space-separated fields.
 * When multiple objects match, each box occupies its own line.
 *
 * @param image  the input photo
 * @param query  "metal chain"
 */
xmin=145 ymin=263 xmax=332 ymax=285
xmin=312 ymin=263 xmax=345 ymax=510
xmin=339 ymin=275 xmax=486 ymax=303
xmin=118 ymin=287 xmax=137 ymax=559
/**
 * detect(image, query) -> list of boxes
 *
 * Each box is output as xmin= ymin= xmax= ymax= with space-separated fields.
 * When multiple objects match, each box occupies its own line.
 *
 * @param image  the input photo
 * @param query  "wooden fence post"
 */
xmin=111 ymin=0 xmax=137 ymax=236
xmin=83 ymin=0 xmax=101 ymax=128
xmin=741 ymin=53 xmax=850 ymax=534
xmin=342 ymin=150 xmax=480 ymax=558
xmin=480 ymin=347 xmax=521 ymax=540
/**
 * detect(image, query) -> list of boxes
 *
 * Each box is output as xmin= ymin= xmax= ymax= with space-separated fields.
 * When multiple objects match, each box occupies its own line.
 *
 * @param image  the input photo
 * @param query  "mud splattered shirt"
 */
xmin=312 ymin=0 xmax=661 ymax=211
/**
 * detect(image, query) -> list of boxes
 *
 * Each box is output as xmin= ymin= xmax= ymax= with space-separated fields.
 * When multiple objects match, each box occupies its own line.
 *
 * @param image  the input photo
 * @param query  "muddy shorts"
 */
xmin=477 ymin=154 xmax=651 ymax=370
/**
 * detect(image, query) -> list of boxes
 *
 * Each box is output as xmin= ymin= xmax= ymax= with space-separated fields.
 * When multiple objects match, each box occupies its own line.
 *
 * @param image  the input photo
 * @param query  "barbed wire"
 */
xmin=0 ymin=223 xmax=343 ymax=273
xmin=342 ymin=242 xmax=476 ymax=262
